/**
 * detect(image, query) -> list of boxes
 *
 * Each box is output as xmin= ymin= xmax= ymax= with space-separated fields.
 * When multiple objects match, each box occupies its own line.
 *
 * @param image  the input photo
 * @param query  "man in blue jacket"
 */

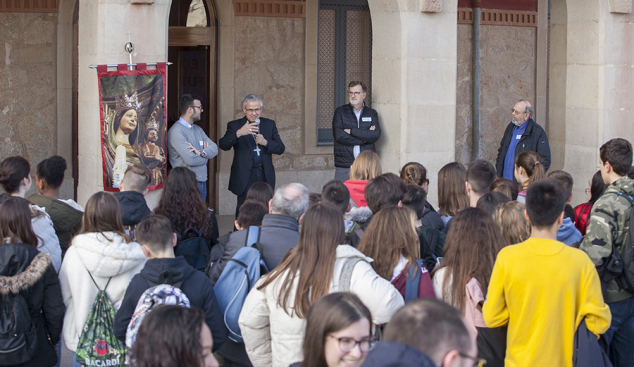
xmin=113 ymin=215 xmax=227 ymax=351
xmin=332 ymin=81 xmax=381 ymax=182
xmin=495 ymin=100 xmax=551 ymax=182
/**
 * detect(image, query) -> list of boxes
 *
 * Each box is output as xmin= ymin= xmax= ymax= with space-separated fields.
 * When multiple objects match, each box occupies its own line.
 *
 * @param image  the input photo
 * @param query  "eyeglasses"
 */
xmin=348 ymin=91 xmax=363 ymax=96
xmin=328 ymin=336 xmax=375 ymax=353
xmin=245 ymin=108 xmax=262 ymax=113
xmin=459 ymin=353 xmax=487 ymax=367
xmin=511 ymin=108 xmax=526 ymax=115
xmin=191 ymin=105 xmax=203 ymax=111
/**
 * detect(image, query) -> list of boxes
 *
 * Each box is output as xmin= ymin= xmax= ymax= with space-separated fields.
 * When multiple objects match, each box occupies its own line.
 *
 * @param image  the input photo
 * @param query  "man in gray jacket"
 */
xmin=209 ymin=183 xmax=309 ymax=285
xmin=167 ymin=94 xmax=218 ymax=201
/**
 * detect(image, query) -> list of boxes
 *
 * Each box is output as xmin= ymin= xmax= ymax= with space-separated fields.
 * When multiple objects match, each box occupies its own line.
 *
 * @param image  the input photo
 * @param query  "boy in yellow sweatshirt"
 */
xmin=483 ymin=178 xmax=611 ymax=367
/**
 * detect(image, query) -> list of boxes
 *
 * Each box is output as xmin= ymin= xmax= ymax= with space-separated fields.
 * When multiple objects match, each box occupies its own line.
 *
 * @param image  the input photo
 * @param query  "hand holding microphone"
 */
xmin=254 ymin=118 xmax=268 ymax=146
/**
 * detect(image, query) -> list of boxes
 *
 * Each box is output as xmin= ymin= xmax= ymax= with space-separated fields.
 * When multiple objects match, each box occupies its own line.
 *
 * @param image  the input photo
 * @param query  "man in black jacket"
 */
xmin=495 ymin=100 xmax=551 ymax=182
xmin=113 ymin=215 xmax=227 ymax=351
xmin=332 ymin=81 xmax=381 ymax=182
xmin=219 ymin=94 xmax=285 ymax=217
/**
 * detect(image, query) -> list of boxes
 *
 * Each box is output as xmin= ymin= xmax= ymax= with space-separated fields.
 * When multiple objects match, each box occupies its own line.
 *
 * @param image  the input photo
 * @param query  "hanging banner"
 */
xmin=98 ymin=63 xmax=167 ymax=191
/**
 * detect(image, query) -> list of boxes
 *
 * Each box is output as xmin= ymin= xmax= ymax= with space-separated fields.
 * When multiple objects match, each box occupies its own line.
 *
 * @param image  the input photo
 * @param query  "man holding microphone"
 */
xmin=219 ymin=94 xmax=285 ymax=217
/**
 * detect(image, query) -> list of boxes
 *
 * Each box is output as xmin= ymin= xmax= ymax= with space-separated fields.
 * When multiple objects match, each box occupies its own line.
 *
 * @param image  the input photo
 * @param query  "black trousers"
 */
xmin=235 ymin=166 xmax=265 ymax=218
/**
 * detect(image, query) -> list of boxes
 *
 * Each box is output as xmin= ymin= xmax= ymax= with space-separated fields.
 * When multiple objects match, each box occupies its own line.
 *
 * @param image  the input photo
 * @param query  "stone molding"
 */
xmin=458 ymin=8 xmax=537 ymax=27
xmin=0 ymin=0 xmax=59 ymax=12
xmin=421 ymin=0 xmax=442 ymax=13
xmin=609 ymin=0 xmax=632 ymax=13
xmin=233 ymin=0 xmax=306 ymax=18
xmin=131 ymin=0 xmax=154 ymax=5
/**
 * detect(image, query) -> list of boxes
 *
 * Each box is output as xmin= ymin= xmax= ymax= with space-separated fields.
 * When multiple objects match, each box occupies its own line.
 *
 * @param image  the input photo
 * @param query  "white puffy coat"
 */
xmin=59 ymin=232 xmax=146 ymax=351
xmin=30 ymin=204 xmax=62 ymax=272
xmin=238 ymin=245 xmax=404 ymax=367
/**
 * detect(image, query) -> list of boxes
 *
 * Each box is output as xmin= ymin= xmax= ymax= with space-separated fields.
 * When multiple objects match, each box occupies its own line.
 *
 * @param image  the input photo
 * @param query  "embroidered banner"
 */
xmin=98 ymin=63 xmax=167 ymax=191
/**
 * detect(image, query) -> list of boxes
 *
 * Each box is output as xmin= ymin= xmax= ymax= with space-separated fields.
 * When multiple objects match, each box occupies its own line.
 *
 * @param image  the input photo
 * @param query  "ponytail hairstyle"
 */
xmin=36 ymin=155 xmax=67 ymax=190
xmin=400 ymin=162 xmax=428 ymax=187
xmin=515 ymin=151 xmax=545 ymax=190
xmin=0 ymin=156 xmax=30 ymax=194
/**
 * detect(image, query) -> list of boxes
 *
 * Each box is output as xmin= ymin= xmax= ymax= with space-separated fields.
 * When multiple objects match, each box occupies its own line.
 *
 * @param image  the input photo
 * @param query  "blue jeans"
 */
xmin=73 ymin=352 xmax=82 ymax=367
xmin=601 ymin=296 xmax=634 ymax=367
xmin=198 ymin=181 xmax=207 ymax=203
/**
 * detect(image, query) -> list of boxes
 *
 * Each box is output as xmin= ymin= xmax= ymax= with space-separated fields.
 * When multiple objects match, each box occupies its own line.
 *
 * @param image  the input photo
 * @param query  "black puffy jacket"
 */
xmin=332 ymin=104 xmax=381 ymax=168
xmin=495 ymin=119 xmax=551 ymax=180
xmin=362 ymin=342 xmax=437 ymax=367
xmin=0 ymin=244 xmax=65 ymax=367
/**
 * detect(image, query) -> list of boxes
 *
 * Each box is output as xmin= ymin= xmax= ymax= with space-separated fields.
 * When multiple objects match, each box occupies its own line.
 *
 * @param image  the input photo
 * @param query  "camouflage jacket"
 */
xmin=579 ymin=176 xmax=634 ymax=303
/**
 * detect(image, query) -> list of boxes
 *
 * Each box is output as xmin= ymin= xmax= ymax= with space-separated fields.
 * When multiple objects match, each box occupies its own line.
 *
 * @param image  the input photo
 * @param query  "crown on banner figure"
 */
xmin=115 ymin=91 xmax=142 ymax=111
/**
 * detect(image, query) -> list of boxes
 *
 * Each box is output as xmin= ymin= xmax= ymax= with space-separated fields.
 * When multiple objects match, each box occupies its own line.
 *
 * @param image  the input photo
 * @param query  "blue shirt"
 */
xmin=502 ymin=121 xmax=528 ymax=180
xmin=177 ymin=117 xmax=193 ymax=129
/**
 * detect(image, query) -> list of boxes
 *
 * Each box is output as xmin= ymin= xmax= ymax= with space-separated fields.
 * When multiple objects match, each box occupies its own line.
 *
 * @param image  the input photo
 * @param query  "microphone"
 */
xmin=255 ymin=118 xmax=260 ymax=132
xmin=254 ymin=119 xmax=261 ymax=156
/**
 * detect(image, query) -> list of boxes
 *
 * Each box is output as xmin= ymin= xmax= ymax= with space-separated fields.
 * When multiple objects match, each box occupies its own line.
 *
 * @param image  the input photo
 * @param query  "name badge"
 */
xmin=200 ymin=140 xmax=204 ymax=146
xmin=362 ymin=117 xmax=372 ymax=122
xmin=516 ymin=135 xmax=522 ymax=140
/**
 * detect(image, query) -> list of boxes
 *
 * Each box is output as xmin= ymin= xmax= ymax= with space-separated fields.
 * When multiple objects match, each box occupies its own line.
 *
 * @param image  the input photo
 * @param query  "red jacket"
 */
xmin=344 ymin=180 xmax=369 ymax=207
xmin=391 ymin=263 xmax=436 ymax=299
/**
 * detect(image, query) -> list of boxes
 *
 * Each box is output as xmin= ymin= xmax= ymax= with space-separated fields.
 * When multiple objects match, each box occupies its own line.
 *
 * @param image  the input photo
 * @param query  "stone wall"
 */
xmin=0 ymin=13 xmax=58 ymax=180
xmin=217 ymin=15 xmax=336 ymax=214
xmin=455 ymin=24 xmax=537 ymax=166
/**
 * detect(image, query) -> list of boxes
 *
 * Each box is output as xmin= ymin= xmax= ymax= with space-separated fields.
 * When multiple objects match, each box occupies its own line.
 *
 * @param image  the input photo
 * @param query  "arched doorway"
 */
xmin=168 ymin=0 xmax=218 ymax=208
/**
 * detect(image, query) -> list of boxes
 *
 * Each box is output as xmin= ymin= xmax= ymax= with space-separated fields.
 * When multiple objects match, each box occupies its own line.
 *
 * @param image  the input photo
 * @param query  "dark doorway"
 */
xmin=168 ymin=0 xmax=218 ymax=208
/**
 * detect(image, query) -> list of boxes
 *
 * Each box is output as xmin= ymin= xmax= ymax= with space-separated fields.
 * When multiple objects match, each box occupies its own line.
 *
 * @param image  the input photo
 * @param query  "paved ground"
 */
xmin=59 ymin=214 xmax=236 ymax=367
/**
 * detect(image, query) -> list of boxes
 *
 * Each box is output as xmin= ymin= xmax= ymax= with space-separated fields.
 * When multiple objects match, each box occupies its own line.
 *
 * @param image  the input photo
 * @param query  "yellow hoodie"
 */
xmin=483 ymin=238 xmax=611 ymax=367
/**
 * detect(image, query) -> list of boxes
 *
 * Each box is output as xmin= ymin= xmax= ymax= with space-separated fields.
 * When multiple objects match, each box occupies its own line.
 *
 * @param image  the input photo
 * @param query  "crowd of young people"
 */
xmin=0 ymin=137 xmax=633 ymax=367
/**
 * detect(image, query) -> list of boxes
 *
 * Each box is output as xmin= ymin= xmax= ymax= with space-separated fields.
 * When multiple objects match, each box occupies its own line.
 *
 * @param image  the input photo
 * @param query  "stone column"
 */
xmin=369 ymin=0 xmax=458 ymax=206
xmin=76 ymin=0 xmax=170 ymax=205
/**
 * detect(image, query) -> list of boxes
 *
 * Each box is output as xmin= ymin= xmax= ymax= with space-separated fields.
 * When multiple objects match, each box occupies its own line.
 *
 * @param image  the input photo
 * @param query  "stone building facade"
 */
xmin=0 ymin=0 xmax=633 ymax=213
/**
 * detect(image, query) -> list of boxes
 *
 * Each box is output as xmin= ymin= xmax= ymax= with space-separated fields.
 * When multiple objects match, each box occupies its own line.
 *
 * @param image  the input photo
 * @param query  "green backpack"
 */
xmin=75 ymin=273 xmax=126 ymax=367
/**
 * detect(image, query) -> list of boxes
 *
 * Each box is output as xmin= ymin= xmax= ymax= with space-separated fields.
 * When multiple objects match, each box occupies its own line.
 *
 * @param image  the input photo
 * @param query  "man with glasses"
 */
xmin=219 ymin=94 xmax=285 ymax=217
xmin=362 ymin=299 xmax=483 ymax=367
xmin=495 ymin=99 xmax=551 ymax=182
xmin=332 ymin=81 xmax=381 ymax=182
xmin=167 ymin=94 xmax=218 ymax=202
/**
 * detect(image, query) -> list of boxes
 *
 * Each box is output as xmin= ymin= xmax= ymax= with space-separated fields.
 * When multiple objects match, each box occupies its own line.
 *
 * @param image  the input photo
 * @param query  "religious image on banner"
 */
xmin=98 ymin=64 xmax=167 ymax=191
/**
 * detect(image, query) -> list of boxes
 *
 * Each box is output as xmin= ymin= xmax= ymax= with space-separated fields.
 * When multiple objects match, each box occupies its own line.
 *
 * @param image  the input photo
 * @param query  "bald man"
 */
xmin=495 ymin=100 xmax=551 ymax=182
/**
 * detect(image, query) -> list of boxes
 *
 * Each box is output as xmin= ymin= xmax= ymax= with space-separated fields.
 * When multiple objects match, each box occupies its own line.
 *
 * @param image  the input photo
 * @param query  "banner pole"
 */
xmin=88 ymin=62 xmax=173 ymax=69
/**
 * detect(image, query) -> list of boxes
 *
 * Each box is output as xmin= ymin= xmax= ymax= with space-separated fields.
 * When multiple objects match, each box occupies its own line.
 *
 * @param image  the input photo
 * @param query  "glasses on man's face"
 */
xmin=511 ymin=108 xmax=525 ymax=115
xmin=192 ymin=105 xmax=203 ymax=111
xmin=329 ymin=336 xmax=375 ymax=354
xmin=349 ymin=91 xmax=362 ymax=97
xmin=459 ymin=353 xmax=487 ymax=367
xmin=246 ymin=108 xmax=262 ymax=113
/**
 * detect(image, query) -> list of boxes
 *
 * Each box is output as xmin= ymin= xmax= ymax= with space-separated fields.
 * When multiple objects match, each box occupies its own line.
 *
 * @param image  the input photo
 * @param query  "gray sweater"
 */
xmin=167 ymin=120 xmax=218 ymax=182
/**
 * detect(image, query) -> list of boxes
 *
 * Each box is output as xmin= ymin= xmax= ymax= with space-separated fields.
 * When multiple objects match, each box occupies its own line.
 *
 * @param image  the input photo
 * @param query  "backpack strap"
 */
xmin=404 ymin=260 xmax=424 ymax=303
xmin=87 ymin=271 xmax=112 ymax=292
xmin=339 ymin=258 xmax=365 ymax=292
xmin=245 ymin=226 xmax=260 ymax=248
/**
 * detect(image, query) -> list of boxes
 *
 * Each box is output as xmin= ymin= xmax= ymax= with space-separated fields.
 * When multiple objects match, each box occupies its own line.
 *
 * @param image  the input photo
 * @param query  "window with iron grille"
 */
xmin=317 ymin=0 xmax=372 ymax=145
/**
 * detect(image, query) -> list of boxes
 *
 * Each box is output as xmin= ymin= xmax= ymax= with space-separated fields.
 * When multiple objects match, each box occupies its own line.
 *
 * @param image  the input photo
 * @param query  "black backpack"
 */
xmin=597 ymin=192 xmax=634 ymax=293
xmin=0 ymin=292 xmax=37 ymax=365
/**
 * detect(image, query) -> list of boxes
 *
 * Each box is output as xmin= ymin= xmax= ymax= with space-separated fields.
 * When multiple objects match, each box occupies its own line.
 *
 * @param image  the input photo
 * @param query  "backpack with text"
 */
xmin=76 ymin=273 xmax=126 ymax=367
xmin=125 ymin=274 xmax=191 ymax=349
xmin=597 ymin=192 xmax=634 ymax=293
xmin=214 ymin=226 xmax=268 ymax=343
xmin=0 ymin=292 xmax=37 ymax=365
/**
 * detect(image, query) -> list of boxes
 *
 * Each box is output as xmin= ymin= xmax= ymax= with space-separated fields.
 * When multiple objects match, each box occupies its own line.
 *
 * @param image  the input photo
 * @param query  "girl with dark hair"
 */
xmin=0 ymin=156 xmax=62 ymax=271
xmin=291 ymin=292 xmax=374 ymax=367
xmin=59 ymin=192 xmax=146 ymax=363
xmin=400 ymin=163 xmax=444 ymax=231
xmin=245 ymin=181 xmax=274 ymax=207
xmin=431 ymin=207 xmax=507 ymax=366
xmin=437 ymin=162 xmax=469 ymax=226
xmin=358 ymin=206 xmax=435 ymax=299
xmin=239 ymin=203 xmax=403 ymax=367
xmin=574 ymin=170 xmax=608 ymax=236
xmin=28 ymin=155 xmax=84 ymax=257
xmin=514 ymin=151 xmax=545 ymax=203
xmin=154 ymin=167 xmax=219 ymax=246
xmin=131 ymin=305 xmax=219 ymax=367
xmin=0 ymin=198 xmax=64 ymax=367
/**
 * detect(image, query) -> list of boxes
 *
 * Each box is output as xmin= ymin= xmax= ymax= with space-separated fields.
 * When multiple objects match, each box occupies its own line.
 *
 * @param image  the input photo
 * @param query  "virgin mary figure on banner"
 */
xmin=99 ymin=64 xmax=167 ymax=191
